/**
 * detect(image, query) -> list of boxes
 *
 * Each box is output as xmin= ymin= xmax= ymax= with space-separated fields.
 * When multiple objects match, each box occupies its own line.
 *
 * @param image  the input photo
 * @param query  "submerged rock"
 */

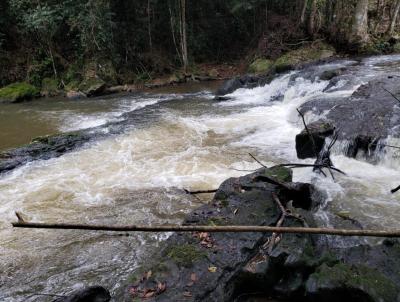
xmin=53 ymin=286 xmax=111 ymax=302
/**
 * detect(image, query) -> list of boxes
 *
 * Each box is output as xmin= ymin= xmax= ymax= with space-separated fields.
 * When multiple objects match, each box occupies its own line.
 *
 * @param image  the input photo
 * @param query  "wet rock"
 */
xmin=318 ymin=68 xmax=345 ymax=81
xmin=299 ymin=75 xmax=400 ymax=158
xmin=78 ymin=78 xmax=106 ymax=97
xmin=119 ymin=167 xmax=322 ymax=301
xmin=119 ymin=167 xmax=400 ymax=302
xmin=295 ymin=120 xmax=335 ymax=159
xmin=305 ymin=263 xmax=398 ymax=302
xmin=53 ymin=286 xmax=111 ymax=302
xmin=215 ymin=75 xmax=266 ymax=96
xmin=0 ymin=131 xmax=96 ymax=174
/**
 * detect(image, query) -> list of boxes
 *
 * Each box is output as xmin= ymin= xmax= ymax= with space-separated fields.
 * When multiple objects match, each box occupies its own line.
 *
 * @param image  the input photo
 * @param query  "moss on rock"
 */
xmin=306 ymin=263 xmax=398 ymax=302
xmin=248 ymin=58 xmax=273 ymax=74
xmin=263 ymin=166 xmax=292 ymax=182
xmin=165 ymin=244 xmax=206 ymax=267
xmin=0 ymin=82 xmax=40 ymax=103
xmin=273 ymin=42 xmax=335 ymax=73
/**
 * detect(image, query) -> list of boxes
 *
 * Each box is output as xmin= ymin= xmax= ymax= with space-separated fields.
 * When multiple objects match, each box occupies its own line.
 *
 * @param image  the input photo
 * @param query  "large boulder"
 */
xmin=273 ymin=42 xmax=336 ymax=73
xmin=215 ymin=74 xmax=266 ymax=97
xmin=117 ymin=166 xmax=400 ymax=301
xmin=0 ymin=82 xmax=40 ymax=103
xmin=78 ymin=78 xmax=106 ymax=97
xmin=53 ymin=286 xmax=111 ymax=302
xmin=299 ymin=75 xmax=400 ymax=158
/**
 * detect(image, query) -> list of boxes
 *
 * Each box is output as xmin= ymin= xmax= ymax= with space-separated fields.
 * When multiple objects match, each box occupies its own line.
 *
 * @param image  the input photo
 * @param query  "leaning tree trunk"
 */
xmin=349 ymin=0 xmax=369 ymax=48
xmin=389 ymin=0 xmax=400 ymax=35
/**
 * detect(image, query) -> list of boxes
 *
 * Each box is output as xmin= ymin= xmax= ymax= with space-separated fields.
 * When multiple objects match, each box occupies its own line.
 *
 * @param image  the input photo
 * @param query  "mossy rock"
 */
xmin=306 ymin=263 xmax=398 ymax=302
xmin=248 ymin=58 xmax=273 ymax=74
xmin=41 ymin=78 xmax=60 ymax=97
xmin=263 ymin=166 xmax=292 ymax=182
xmin=273 ymin=42 xmax=335 ymax=73
xmin=0 ymin=82 xmax=40 ymax=103
xmin=78 ymin=78 xmax=106 ymax=97
xmin=165 ymin=244 xmax=206 ymax=268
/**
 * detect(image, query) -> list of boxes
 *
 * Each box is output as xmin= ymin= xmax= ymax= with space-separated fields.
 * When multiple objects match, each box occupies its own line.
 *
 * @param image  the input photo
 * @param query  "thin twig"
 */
xmin=267 ymin=193 xmax=287 ymax=255
xmin=249 ymin=153 xmax=267 ymax=168
xmin=383 ymin=87 xmax=400 ymax=103
xmin=296 ymin=108 xmax=318 ymax=158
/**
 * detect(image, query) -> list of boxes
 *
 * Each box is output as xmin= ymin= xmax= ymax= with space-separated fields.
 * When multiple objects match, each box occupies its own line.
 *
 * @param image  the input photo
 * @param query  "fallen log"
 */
xmin=184 ymin=189 xmax=217 ymax=195
xmin=12 ymin=219 xmax=400 ymax=238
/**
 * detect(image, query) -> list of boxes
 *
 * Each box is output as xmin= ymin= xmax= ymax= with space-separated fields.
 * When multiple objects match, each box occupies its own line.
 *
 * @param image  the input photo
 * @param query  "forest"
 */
xmin=1 ymin=0 xmax=400 ymax=90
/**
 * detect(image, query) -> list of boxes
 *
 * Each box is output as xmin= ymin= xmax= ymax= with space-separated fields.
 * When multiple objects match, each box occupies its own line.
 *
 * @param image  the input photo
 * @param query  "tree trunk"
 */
xmin=180 ymin=0 xmax=188 ymax=73
xmin=308 ymin=0 xmax=317 ymax=35
xmin=147 ymin=0 xmax=152 ymax=52
xmin=389 ymin=0 xmax=400 ymax=34
xmin=350 ymin=0 xmax=369 ymax=47
xmin=300 ymin=0 xmax=308 ymax=24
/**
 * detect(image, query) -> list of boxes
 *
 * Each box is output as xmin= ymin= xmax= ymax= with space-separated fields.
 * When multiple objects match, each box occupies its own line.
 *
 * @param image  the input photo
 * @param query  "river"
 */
xmin=1 ymin=56 xmax=400 ymax=301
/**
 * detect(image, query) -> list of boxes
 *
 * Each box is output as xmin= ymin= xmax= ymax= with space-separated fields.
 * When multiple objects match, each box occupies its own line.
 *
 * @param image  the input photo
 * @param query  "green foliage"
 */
xmin=41 ymin=77 xmax=59 ymax=97
xmin=0 ymin=82 xmax=40 ymax=102
xmin=248 ymin=58 xmax=273 ymax=74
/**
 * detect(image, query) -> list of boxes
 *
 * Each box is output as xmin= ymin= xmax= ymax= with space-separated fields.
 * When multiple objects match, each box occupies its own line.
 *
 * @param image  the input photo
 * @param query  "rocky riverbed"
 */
xmin=2 ymin=55 xmax=400 ymax=302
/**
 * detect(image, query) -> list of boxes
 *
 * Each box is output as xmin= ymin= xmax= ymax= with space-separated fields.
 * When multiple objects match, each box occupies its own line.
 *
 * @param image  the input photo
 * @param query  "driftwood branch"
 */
xmin=266 ymin=193 xmax=287 ymax=254
xmin=184 ymin=189 xmax=217 ymax=195
xmin=391 ymin=185 xmax=400 ymax=194
xmin=12 ymin=219 xmax=400 ymax=238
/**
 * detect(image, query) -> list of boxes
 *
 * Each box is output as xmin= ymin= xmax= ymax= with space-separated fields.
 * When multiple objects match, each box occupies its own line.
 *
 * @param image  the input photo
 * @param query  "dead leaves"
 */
xmin=129 ymin=270 xmax=166 ymax=300
xmin=186 ymin=272 xmax=198 ymax=287
xmin=208 ymin=266 xmax=217 ymax=273
xmin=193 ymin=232 xmax=214 ymax=248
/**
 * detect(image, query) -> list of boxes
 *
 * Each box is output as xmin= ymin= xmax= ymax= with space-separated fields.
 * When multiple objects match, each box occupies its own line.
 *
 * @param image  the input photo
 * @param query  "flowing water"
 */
xmin=2 ymin=57 xmax=400 ymax=301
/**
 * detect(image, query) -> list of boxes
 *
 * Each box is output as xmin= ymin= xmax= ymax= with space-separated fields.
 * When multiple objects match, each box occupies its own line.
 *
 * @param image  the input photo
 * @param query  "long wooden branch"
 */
xmin=184 ymin=189 xmax=217 ymax=195
xmin=12 ymin=220 xmax=400 ymax=238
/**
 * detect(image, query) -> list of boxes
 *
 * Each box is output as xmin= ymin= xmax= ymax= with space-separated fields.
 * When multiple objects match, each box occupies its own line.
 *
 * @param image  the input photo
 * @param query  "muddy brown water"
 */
xmin=1 ymin=59 xmax=400 ymax=301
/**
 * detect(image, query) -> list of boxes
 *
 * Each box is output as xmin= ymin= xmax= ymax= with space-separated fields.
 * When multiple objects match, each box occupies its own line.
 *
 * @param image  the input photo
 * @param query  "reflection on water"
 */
xmin=1 ymin=59 xmax=400 ymax=301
